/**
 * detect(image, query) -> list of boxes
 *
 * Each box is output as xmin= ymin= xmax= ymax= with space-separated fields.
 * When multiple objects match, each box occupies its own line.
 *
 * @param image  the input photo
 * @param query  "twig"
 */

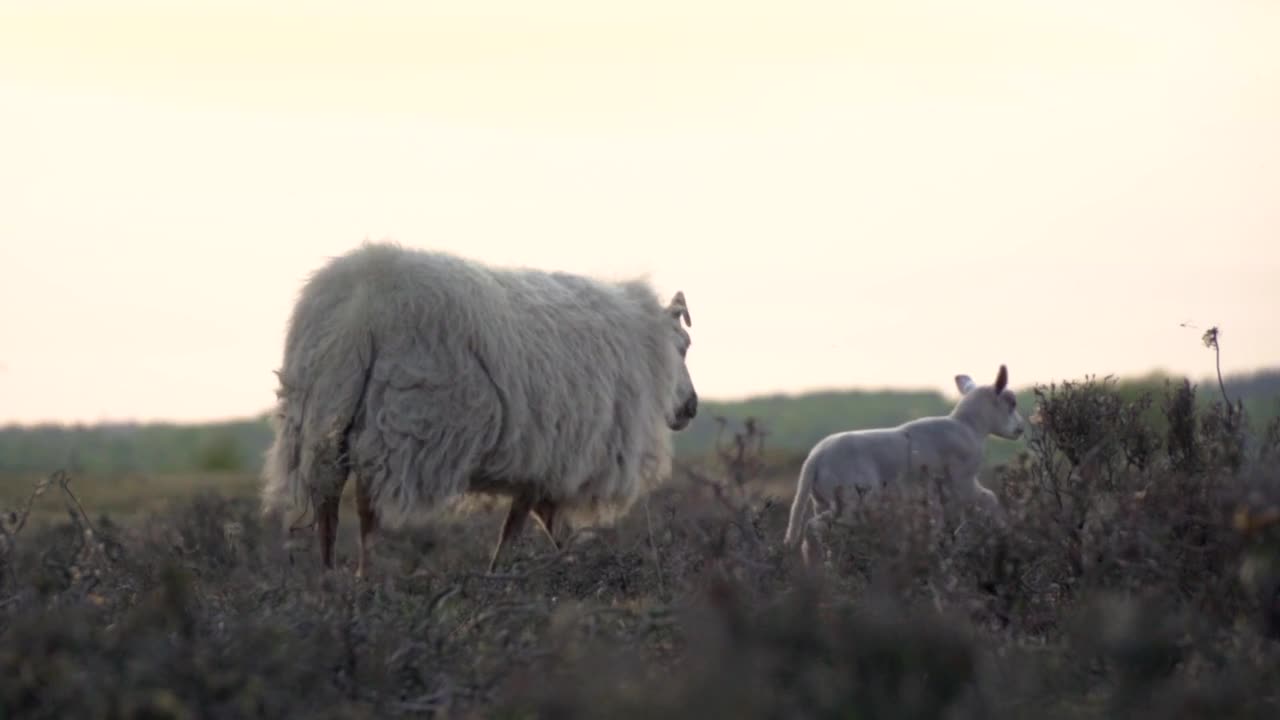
xmin=644 ymin=496 xmax=667 ymax=599
xmin=462 ymin=527 xmax=588 ymax=582
xmin=576 ymin=606 xmax=643 ymax=623
xmin=448 ymin=601 xmax=546 ymax=639
xmin=54 ymin=470 xmax=99 ymax=540
xmin=427 ymin=585 xmax=461 ymax=618
xmin=390 ymin=691 xmax=449 ymax=714
xmin=5 ymin=474 xmax=52 ymax=540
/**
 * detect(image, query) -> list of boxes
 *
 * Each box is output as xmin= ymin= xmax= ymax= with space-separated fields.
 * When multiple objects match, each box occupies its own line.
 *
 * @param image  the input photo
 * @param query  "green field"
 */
xmin=4 ymin=367 xmax=1276 ymax=485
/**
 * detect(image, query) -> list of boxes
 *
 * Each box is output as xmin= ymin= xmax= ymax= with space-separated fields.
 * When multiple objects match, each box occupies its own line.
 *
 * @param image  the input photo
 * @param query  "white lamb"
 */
xmin=783 ymin=364 xmax=1026 ymax=565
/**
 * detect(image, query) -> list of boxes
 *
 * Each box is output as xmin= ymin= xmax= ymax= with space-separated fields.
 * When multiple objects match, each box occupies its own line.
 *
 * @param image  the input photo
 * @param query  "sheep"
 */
xmin=782 ymin=364 xmax=1026 ymax=566
xmin=259 ymin=241 xmax=699 ymax=577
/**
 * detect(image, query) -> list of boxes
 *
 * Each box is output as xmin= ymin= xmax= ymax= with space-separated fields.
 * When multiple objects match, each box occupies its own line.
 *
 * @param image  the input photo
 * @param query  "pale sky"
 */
xmin=1 ymin=0 xmax=1278 ymax=425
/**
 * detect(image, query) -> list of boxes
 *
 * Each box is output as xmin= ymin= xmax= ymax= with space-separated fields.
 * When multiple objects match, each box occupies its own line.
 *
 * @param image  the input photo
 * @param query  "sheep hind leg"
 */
xmin=355 ymin=477 xmax=378 ymax=580
xmin=802 ymin=506 xmax=837 ymax=569
xmin=487 ymin=493 xmax=534 ymax=574
xmin=317 ymin=494 xmax=341 ymax=571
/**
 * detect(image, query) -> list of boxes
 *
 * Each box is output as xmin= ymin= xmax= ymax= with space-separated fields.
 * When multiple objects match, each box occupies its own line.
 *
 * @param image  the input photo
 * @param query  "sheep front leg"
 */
xmin=530 ymin=498 xmax=562 ymax=551
xmin=488 ymin=492 xmax=534 ymax=573
xmin=968 ymin=476 xmax=1008 ymax=527
xmin=355 ymin=477 xmax=378 ymax=579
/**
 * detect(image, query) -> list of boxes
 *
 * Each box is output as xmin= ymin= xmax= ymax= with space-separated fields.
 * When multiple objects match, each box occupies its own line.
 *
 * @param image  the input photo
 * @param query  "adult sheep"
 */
xmin=260 ymin=241 xmax=700 ymax=577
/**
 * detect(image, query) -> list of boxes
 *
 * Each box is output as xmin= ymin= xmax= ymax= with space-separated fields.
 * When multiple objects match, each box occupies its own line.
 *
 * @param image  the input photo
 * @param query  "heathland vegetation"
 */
xmin=3 ymin=368 xmax=1277 ymax=482
xmin=1 ymin=359 xmax=1278 ymax=717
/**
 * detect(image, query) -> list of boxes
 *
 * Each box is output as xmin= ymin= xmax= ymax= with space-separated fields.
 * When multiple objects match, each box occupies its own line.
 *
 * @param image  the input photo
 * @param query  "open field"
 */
xmin=2 ymin=375 xmax=1280 ymax=718
xmin=0 ymin=473 xmax=263 ymax=530
xmin=5 ymin=369 xmax=1276 ymax=483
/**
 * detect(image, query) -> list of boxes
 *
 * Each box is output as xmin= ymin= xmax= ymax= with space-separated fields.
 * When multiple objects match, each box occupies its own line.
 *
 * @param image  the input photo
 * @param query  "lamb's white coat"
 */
xmin=783 ymin=366 xmax=1025 ymax=564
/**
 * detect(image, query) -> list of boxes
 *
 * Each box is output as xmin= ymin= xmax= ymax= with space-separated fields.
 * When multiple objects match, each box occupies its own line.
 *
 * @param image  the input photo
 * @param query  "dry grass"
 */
xmin=0 ymin=472 xmax=262 ymax=528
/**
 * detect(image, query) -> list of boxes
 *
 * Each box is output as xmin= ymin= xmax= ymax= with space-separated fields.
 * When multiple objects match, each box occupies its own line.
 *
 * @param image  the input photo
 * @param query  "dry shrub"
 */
xmin=1 ymin=382 xmax=1279 ymax=718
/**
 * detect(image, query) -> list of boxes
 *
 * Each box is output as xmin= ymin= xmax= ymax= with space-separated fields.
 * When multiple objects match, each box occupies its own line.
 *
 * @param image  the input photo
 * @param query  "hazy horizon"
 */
xmin=3 ymin=362 xmax=1276 ymax=431
xmin=3 ymin=1 xmax=1278 ymax=426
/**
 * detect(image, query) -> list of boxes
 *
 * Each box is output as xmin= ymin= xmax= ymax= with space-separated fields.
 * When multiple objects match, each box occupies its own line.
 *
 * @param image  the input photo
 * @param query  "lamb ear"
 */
xmin=667 ymin=291 xmax=691 ymax=327
xmin=994 ymin=364 xmax=1008 ymax=394
xmin=955 ymin=374 xmax=976 ymax=395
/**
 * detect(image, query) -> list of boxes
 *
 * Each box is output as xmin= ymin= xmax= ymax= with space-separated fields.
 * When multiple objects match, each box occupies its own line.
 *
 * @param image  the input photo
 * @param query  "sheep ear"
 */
xmin=994 ymin=364 xmax=1008 ymax=394
xmin=955 ymin=374 xmax=976 ymax=395
xmin=667 ymin=291 xmax=691 ymax=327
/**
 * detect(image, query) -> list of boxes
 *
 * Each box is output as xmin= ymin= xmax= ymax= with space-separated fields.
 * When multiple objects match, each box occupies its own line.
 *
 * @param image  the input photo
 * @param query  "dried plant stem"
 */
xmin=645 ymin=497 xmax=667 ymax=599
xmin=1202 ymin=326 xmax=1236 ymax=418
xmin=55 ymin=470 xmax=99 ymax=539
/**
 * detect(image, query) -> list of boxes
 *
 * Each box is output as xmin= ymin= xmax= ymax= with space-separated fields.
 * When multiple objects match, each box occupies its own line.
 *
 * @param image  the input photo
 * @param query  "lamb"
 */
xmin=783 ymin=364 xmax=1026 ymax=566
xmin=259 ymin=241 xmax=700 ymax=577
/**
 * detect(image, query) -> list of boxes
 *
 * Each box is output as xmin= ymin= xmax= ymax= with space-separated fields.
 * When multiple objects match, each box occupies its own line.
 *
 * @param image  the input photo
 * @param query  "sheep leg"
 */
xmin=317 ymin=494 xmax=341 ymax=570
xmin=963 ymin=474 xmax=1007 ymax=527
xmin=802 ymin=506 xmax=836 ymax=568
xmin=530 ymin=498 xmax=562 ymax=550
xmin=488 ymin=493 xmax=534 ymax=573
xmin=355 ymin=478 xmax=378 ymax=579
xmin=801 ymin=536 xmax=819 ymax=568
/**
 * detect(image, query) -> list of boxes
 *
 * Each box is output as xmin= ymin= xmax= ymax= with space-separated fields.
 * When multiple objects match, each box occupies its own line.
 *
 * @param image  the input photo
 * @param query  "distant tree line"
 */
xmin=0 ymin=417 xmax=274 ymax=478
xmin=1 ymin=369 xmax=1277 ymax=480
